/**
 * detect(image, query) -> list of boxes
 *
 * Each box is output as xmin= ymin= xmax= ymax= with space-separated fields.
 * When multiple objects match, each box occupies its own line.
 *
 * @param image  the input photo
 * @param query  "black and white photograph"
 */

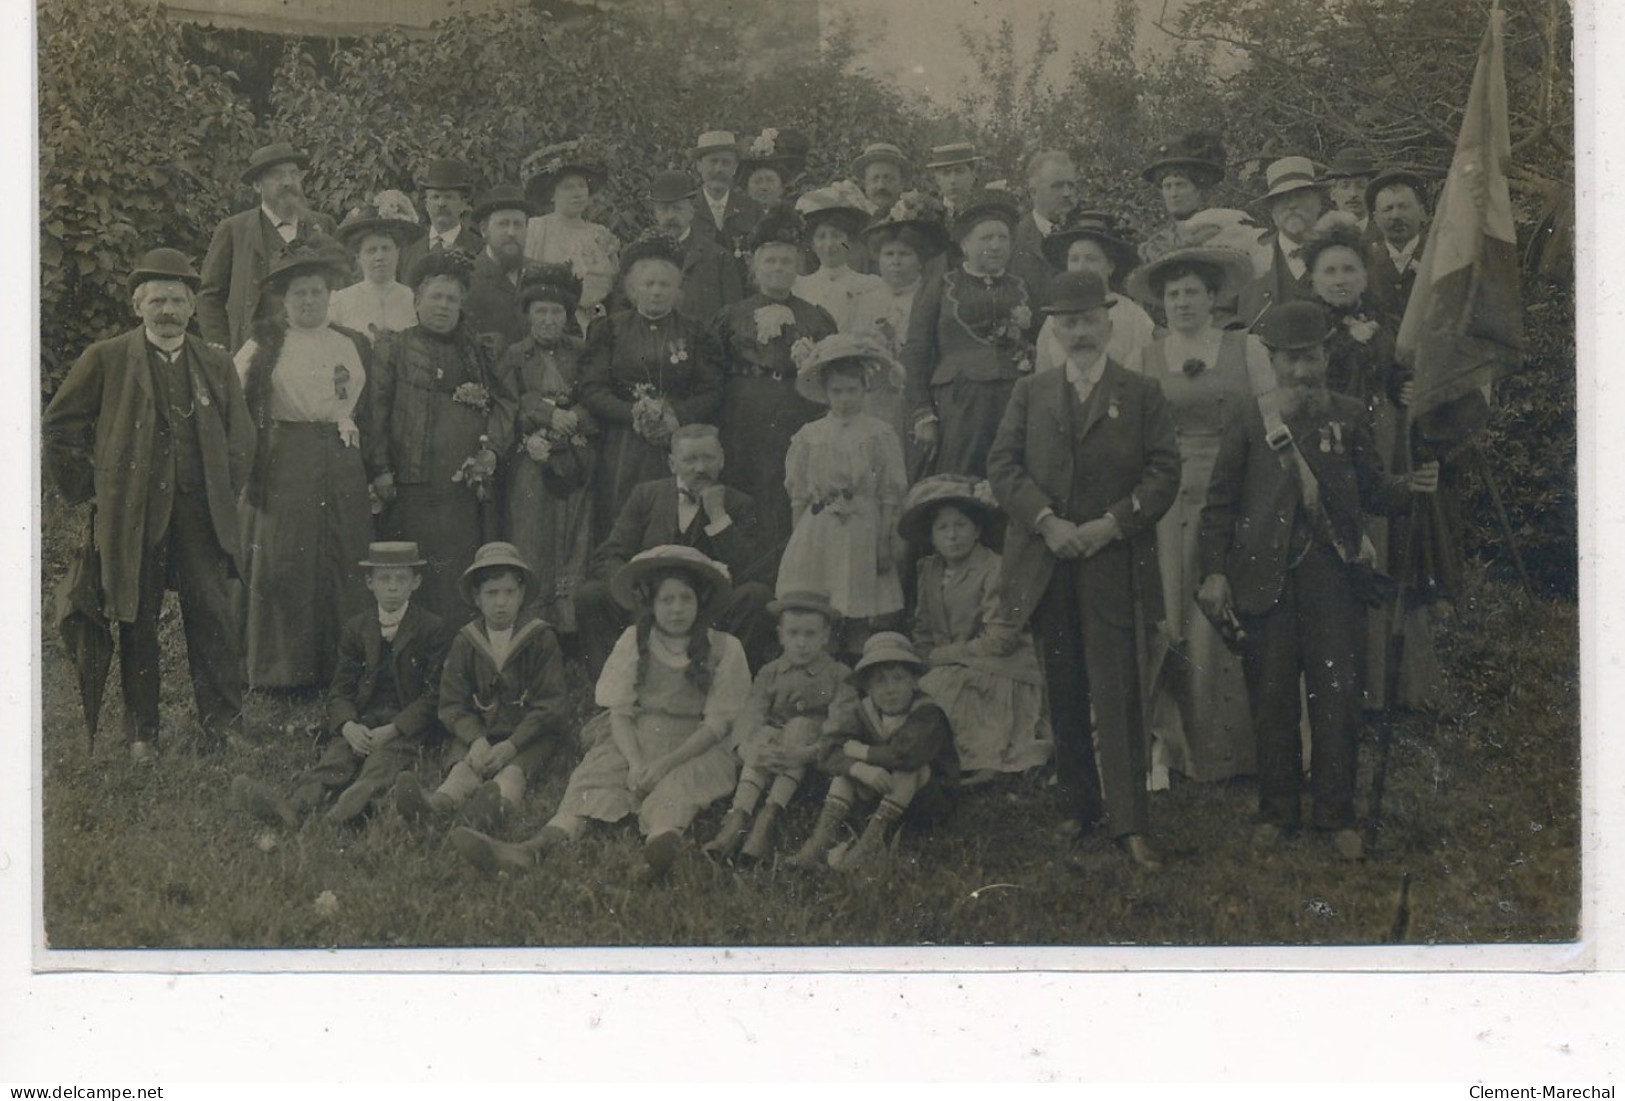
xmin=22 ymin=0 xmax=1588 ymax=966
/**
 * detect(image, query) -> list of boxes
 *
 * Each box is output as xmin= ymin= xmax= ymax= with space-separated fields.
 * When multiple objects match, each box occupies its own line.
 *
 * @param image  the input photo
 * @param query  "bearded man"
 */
xmin=1235 ymin=156 xmax=1327 ymax=326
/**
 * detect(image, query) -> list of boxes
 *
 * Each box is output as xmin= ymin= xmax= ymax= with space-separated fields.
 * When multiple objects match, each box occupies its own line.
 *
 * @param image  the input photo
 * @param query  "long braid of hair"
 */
xmin=242 ymin=314 xmax=289 ymax=508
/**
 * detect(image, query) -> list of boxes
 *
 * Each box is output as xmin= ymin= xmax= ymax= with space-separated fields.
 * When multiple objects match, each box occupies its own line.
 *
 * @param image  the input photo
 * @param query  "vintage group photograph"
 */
xmin=32 ymin=0 xmax=1579 ymax=954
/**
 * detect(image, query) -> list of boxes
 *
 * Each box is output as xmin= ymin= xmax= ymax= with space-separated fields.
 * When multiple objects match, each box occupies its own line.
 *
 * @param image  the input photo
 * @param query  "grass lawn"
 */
xmin=36 ymin=497 xmax=1580 ymax=951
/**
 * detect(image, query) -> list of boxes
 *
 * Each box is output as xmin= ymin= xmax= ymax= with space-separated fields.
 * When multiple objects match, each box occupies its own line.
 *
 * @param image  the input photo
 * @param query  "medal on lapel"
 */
xmin=1107 ymin=398 xmax=1121 ymax=420
xmin=1330 ymin=422 xmax=1345 ymax=454
xmin=1319 ymin=425 xmax=1332 ymax=452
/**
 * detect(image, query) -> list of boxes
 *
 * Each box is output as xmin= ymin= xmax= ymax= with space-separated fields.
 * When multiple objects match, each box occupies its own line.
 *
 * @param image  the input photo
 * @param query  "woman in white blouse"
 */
xmin=327 ymin=191 xmax=424 ymax=343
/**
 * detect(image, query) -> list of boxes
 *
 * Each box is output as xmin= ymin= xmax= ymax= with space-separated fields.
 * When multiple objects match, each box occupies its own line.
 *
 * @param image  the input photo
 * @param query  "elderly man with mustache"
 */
xmin=198 ymin=142 xmax=338 ymax=352
xmin=1235 ymin=156 xmax=1328 ymax=327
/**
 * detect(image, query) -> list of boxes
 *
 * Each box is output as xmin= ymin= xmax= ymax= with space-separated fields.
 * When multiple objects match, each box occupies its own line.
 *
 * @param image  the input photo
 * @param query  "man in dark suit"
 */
xmin=398 ymin=157 xmax=484 ymax=279
xmin=987 ymin=270 xmax=1180 ymax=870
xmin=1364 ymin=169 xmax=1431 ymax=321
xmin=690 ymin=130 xmax=763 ymax=266
xmin=198 ymin=142 xmax=338 ymax=352
xmin=573 ymin=424 xmax=776 ymax=672
xmin=460 ymin=185 xmax=535 ymax=358
xmin=647 ymin=169 xmax=746 ymax=323
xmin=1197 ymin=302 xmax=1439 ymax=861
xmin=44 ymin=248 xmax=257 ymax=760
xmin=1235 ymin=156 xmax=1327 ymax=327
xmin=1010 ymin=149 xmax=1078 ymax=309
xmin=1321 ymin=146 xmax=1384 ymax=243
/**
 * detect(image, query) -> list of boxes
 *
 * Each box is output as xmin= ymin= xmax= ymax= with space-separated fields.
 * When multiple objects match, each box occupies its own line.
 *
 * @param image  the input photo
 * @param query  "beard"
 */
xmin=1281 ymin=382 xmax=1331 ymax=418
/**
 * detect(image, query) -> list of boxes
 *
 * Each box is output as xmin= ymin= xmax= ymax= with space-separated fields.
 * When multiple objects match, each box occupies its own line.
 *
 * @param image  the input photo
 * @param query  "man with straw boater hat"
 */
xmin=986 ymin=269 xmax=1180 ymax=871
xmin=924 ymin=140 xmax=983 ymax=217
xmin=1235 ymin=155 xmax=1328 ymax=325
xmin=689 ymin=129 xmax=763 ymax=262
xmin=198 ymin=141 xmax=337 ymax=352
xmin=44 ymin=247 xmax=256 ymax=761
xmin=398 ymin=157 xmax=483 ymax=279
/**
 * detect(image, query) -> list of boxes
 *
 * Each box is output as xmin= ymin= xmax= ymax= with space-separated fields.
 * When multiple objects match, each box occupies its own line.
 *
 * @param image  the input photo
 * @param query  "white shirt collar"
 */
xmin=1032 ymin=210 xmax=1056 ymax=237
xmin=1387 ymin=236 xmax=1421 ymax=268
xmin=261 ymin=203 xmax=298 ymax=231
xmin=145 ymin=329 xmax=185 ymax=354
xmin=1064 ymin=353 xmax=1106 ymax=400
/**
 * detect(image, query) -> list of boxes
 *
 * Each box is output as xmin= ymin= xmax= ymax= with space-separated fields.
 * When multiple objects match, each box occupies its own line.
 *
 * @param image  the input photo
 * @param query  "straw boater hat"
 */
xmin=924 ymin=141 xmax=982 ymax=171
xmin=1252 ymin=156 xmax=1325 ymax=211
xmin=241 ymin=141 xmax=309 ymax=185
xmin=336 ymin=191 xmax=425 ymax=250
xmin=861 ymin=190 xmax=950 ymax=262
xmin=765 ymin=590 xmax=838 ymax=621
xmin=415 ymin=157 xmax=475 ymax=193
xmin=793 ymin=331 xmax=905 ymax=404
xmin=522 ymin=138 xmax=610 ymax=208
xmin=358 ymin=541 xmax=427 ymax=569
xmin=1040 ymin=209 xmax=1139 ymax=275
xmin=459 ymin=541 xmax=537 ymax=605
xmin=1363 ymin=167 xmax=1431 ymax=216
xmin=610 ymin=545 xmax=732 ymax=612
xmin=470 ymin=184 xmax=537 ymax=225
xmin=1140 ymin=131 xmax=1226 ymax=187
xmin=851 ymin=142 xmax=912 ymax=179
xmin=794 ymin=180 xmax=876 ymax=238
xmin=126 ymin=247 xmax=201 ymax=294
xmin=1124 ymin=245 xmax=1256 ymax=306
xmin=690 ymin=130 xmax=742 ymax=163
xmin=259 ymin=236 xmax=349 ymax=288
xmin=1321 ymin=146 xmax=1377 ymax=181
xmin=850 ymin=631 xmax=930 ymax=681
xmin=1250 ymin=300 xmax=1336 ymax=350
xmin=898 ymin=474 xmax=1004 ymax=547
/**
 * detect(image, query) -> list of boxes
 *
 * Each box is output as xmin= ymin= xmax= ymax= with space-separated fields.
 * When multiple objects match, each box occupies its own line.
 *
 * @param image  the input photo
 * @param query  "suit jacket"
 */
xmin=325 ymin=603 xmax=450 ymax=740
xmin=1364 ymin=229 xmax=1427 ymax=325
xmin=677 ymin=229 xmax=747 ymax=324
xmin=986 ymin=360 xmax=1180 ymax=630
xmin=1235 ymin=238 xmax=1313 ymax=328
xmin=438 ymin=610 xmax=569 ymax=748
xmin=198 ymin=207 xmax=338 ymax=351
xmin=1199 ymin=392 xmax=1414 ymax=615
xmin=589 ymin=477 xmax=769 ymax=585
xmin=1009 ymin=211 xmax=1055 ymax=309
xmin=43 ymin=328 xmax=255 ymax=623
xmin=693 ymin=188 xmax=764 ymax=262
xmin=462 ymin=250 xmax=529 ymax=360
xmin=398 ymin=225 xmax=485 ymax=284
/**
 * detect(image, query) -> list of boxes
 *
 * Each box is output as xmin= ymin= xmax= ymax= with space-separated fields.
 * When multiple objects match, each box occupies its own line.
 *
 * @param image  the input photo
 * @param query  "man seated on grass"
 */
xmin=232 ymin=542 xmax=449 ymax=828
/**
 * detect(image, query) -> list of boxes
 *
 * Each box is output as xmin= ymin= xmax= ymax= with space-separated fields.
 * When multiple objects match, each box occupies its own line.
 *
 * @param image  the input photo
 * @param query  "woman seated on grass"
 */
xmin=449 ymin=545 xmax=749 ymax=882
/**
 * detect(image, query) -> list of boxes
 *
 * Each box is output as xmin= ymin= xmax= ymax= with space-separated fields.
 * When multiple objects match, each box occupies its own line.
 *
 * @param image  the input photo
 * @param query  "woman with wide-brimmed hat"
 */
xmin=711 ymin=206 xmax=839 ymax=553
xmin=1120 ymin=245 xmax=1262 ymax=785
xmin=234 ymin=236 xmax=378 ymax=688
xmin=739 ymin=126 xmax=810 ymax=208
xmin=1032 ymin=208 xmax=1157 ymax=374
xmin=448 ymin=545 xmax=750 ymax=881
xmin=899 ymin=188 xmax=1035 ymax=478
xmin=579 ymin=230 xmax=725 ymax=544
xmin=503 ymin=263 xmax=599 ymax=633
xmin=327 ymin=190 xmax=426 ymax=342
xmin=791 ymin=181 xmax=884 ymax=333
xmin=520 ymin=138 xmax=621 ymax=324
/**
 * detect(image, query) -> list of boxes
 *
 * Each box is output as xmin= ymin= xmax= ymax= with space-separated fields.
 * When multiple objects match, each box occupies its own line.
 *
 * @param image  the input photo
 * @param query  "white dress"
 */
xmin=524 ymin=212 xmax=621 ymax=317
xmin=849 ymin=278 xmax=922 ymax=449
xmin=793 ymin=266 xmax=886 ymax=334
xmin=327 ymin=281 xmax=416 ymax=343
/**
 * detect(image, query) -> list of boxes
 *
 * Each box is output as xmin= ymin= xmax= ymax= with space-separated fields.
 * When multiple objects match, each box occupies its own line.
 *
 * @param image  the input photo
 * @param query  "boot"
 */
xmin=231 ymin=775 xmax=298 ymax=831
xmin=737 ymin=802 xmax=782 ymax=863
xmin=393 ymin=772 xmax=453 ymax=824
xmin=643 ymin=829 xmax=683 ymax=882
xmin=461 ymin=780 xmax=508 ymax=836
xmin=703 ymin=808 xmax=750 ymax=857
xmin=450 ymin=827 xmax=542 ymax=874
xmin=324 ymin=779 xmax=377 ymax=825
xmin=835 ymin=810 xmax=893 ymax=872
xmin=785 ymin=799 xmax=848 ymax=869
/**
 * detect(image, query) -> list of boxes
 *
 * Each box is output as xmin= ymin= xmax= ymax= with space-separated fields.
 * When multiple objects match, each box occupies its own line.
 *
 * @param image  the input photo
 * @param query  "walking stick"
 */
xmin=1365 ymin=496 xmax=1418 ymax=855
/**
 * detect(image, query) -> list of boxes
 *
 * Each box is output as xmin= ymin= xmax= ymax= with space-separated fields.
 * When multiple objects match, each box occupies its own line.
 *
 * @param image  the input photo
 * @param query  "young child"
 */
xmin=231 ymin=541 xmax=448 ymax=828
xmin=448 ymin=545 xmax=750 ymax=881
xmin=703 ymin=590 xmax=854 ymax=862
xmin=393 ymin=541 xmax=569 ymax=833
xmin=787 ymin=632 xmax=960 ymax=872
xmin=900 ymin=474 xmax=1053 ymax=787
xmin=777 ymin=332 xmax=909 ymax=657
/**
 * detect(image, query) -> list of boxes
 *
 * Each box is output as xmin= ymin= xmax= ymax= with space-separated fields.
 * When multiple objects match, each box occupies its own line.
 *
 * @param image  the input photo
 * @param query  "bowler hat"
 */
xmin=1364 ymin=168 xmax=1430 ymax=217
xmin=1141 ymin=131 xmax=1226 ymax=187
xmin=241 ymin=142 xmax=310 ymax=185
xmin=766 ymin=590 xmax=838 ymax=620
xmin=1040 ymin=209 xmax=1138 ymax=275
xmin=898 ymin=474 xmax=1003 ymax=547
xmin=609 ymin=545 xmax=732 ymax=612
xmin=850 ymin=631 xmax=929 ymax=681
xmin=416 ymin=157 xmax=475 ymax=193
xmin=460 ymin=541 xmax=537 ymax=606
xmin=126 ymin=247 xmax=201 ymax=294
xmin=852 ymin=142 xmax=912 ymax=179
xmin=690 ymin=130 xmax=742 ymax=162
xmin=924 ymin=141 xmax=982 ymax=171
xmin=1250 ymin=300 xmax=1335 ymax=350
xmin=793 ymin=332 xmax=905 ymax=405
xmin=359 ymin=541 xmax=427 ymax=568
xmin=1124 ymin=246 xmax=1255 ymax=306
xmin=648 ymin=169 xmax=699 ymax=204
xmin=1322 ymin=146 xmax=1377 ymax=181
xmin=1255 ymin=156 xmax=1326 ymax=205
xmin=1040 ymin=269 xmax=1117 ymax=315
xmin=470 ymin=185 xmax=536 ymax=225
xmin=861 ymin=190 xmax=950 ymax=262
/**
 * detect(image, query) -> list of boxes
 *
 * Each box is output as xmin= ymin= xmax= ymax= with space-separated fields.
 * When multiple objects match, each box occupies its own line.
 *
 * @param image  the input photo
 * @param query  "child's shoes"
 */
xmin=834 ymin=812 xmax=891 ymax=871
xmin=461 ymin=780 xmax=508 ymax=835
xmin=703 ymin=808 xmax=749 ymax=857
xmin=643 ymin=829 xmax=683 ymax=881
xmin=393 ymin=772 xmax=452 ymax=823
xmin=324 ymin=779 xmax=378 ymax=826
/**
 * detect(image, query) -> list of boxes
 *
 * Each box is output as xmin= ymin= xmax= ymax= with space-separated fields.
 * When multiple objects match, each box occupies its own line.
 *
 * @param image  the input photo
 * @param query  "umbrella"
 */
xmin=54 ymin=513 xmax=112 ymax=750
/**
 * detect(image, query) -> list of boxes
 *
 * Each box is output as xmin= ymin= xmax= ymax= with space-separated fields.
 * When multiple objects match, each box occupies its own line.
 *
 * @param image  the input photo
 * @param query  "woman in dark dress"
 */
xmin=368 ymin=249 xmax=519 ymax=619
xmin=579 ymin=231 xmax=724 ymax=544
xmin=711 ymin=206 xmax=838 ymax=554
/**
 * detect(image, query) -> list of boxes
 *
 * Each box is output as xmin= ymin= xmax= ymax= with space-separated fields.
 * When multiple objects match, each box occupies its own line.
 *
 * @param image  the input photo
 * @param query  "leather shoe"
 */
xmin=1119 ymin=833 xmax=1163 ymax=871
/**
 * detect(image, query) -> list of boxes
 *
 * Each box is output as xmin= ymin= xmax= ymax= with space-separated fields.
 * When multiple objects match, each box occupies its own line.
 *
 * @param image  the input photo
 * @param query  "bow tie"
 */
xmin=1286 ymin=246 xmax=1304 ymax=261
xmin=678 ymin=486 xmax=700 ymax=506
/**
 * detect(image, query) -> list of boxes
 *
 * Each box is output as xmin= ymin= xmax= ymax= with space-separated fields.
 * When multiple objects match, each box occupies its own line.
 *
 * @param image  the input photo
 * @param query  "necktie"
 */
xmin=431 ymin=236 xmax=446 ymax=252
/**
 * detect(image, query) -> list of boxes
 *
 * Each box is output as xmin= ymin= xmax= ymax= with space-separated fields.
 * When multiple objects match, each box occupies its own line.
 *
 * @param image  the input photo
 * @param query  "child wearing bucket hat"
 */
xmin=703 ymin=591 xmax=855 ymax=862
xmin=232 ymin=542 xmax=450 ymax=829
xmin=786 ymin=632 xmax=959 ymax=872
xmin=778 ymin=333 xmax=909 ymax=656
xmin=899 ymin=476 xmax=1052 ymax=786
xmin=393 ymin=542 xmax=569 ymax=834
xmin=448 ymin=545 xmax=751 ymax=881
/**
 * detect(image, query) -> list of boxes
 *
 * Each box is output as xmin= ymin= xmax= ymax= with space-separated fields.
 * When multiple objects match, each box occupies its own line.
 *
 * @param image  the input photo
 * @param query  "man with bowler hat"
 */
xmin=646 ymin=168 xmax=745 ymax=323
xmin=1321 ymin=146 xmax=1383 ymax=242
xmin=461 ymin=184 xmax=536 ymax=357
xmin=198 ymin=141 xmax=337 ymax=352
xmin=1364 ymin=168 xmax=1432 ymax=320
xmin=45 ymin=248 xmax=257 ymax=760
xmin=987 ymin=270 xmax=1180 ymax=870
xmin=1197 ymin=301 xmax=1439 ymax=861
xmin=399 ymin=157 xmax=484 ymax=278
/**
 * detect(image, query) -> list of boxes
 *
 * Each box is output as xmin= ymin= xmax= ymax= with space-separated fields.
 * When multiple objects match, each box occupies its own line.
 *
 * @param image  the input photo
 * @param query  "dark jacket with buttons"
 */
xmin=325 ymin=602 xmax=450 ymax=740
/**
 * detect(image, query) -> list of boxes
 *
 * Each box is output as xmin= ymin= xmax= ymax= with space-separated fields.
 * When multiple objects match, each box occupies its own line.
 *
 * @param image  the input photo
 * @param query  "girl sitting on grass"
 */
xmin=449 ymin=545 xmax=749 ymax=881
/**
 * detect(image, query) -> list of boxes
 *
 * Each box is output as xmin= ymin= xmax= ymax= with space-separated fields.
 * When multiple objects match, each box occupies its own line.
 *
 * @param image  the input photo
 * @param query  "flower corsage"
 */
xmin=753 ymin=303 xmax=797 ymax=345
xmin=1344 ymin=315 xmax=1380 ymax=344
xmin=452 ymin=381 xmax=492 ymax=412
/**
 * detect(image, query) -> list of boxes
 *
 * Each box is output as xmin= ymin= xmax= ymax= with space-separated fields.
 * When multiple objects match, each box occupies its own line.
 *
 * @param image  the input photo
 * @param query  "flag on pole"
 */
xmin=1396 ymin=0 xmax=1523 ymax=442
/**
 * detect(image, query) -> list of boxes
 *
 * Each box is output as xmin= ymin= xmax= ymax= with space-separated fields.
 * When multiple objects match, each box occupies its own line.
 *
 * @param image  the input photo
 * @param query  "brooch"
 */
xmin=1107 ymin=399 xmax=1121 ymax=420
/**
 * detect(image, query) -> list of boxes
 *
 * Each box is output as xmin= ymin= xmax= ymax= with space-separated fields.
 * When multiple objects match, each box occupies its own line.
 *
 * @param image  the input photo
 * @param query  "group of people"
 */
xmin=43 ymin=124 xmax=1451 ymax=878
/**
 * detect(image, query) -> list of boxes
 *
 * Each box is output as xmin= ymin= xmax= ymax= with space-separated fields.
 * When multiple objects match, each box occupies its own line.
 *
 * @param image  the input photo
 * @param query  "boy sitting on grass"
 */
xmin=786 ymin=632 xmax=960 ymax=871
xmin=232 ymin=542 xmax=448 ymax=828
xmin=394 ymin=541 xmax=569 ymax=835
xmin=704 ymin=590 xmax=854 ymax=862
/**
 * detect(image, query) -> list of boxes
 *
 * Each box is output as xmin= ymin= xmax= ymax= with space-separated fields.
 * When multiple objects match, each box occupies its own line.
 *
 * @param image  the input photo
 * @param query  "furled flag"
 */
xmin=1396 ymin=0 xmax=1524 ymax=443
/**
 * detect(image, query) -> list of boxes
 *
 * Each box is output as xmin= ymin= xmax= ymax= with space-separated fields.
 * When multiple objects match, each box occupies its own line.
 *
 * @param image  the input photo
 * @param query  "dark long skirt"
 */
xmin=930 ymin=377 xmax=1016 ymax=478
xmin=720 ymin=375 xmax=821 ymax=554
xmin=382 ymin=484 xmax=490 ymax=625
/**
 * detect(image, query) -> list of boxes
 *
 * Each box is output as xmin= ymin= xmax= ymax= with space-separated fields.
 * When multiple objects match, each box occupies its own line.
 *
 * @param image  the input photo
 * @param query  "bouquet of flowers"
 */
xmin=452 ymin=381 xmax=492 ymax=412
xmin=452 ymin=435 xmax=498 ymax=502
xmin=754 ymin=303 xmax=797 ymax=345
xmin=630 ymin=382 xmax=675 ymax=445
xmin=986 ymin=302 xmax=1036 ymax=373
xmin=748 ymin=128 xmax=781 ymax=158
